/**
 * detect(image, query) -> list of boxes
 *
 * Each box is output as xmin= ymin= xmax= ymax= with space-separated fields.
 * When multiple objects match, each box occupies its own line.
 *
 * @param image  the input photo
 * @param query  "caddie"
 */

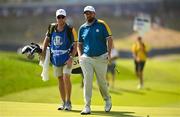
xmin=41 ymin=8 xmax=77 ymax=111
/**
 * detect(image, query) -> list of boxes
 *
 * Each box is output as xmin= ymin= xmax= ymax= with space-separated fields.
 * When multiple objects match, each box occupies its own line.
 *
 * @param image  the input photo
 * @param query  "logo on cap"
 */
xmin=56 ymin=9 xmax=66 ymax=17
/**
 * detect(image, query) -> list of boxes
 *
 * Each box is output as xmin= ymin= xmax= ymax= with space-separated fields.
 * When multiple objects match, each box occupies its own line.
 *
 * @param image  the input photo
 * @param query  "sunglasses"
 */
xmin=84 ymin=11 xmax=93 ymax=15
xmin=57 ymin=15 xmax=65 ymax=19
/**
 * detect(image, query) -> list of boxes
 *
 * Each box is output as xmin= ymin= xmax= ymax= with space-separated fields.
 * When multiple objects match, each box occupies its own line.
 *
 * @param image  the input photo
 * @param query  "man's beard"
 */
xmin=87 ymin=17 xmax=95 ymax=23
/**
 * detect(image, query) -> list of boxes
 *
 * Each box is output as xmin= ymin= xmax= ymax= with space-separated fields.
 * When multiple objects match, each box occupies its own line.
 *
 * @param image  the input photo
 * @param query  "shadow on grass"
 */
xmin=92 ymin=111 xmax=140 ymax=117
xmin=109 ymin=89 xmax=122 ymax=95
xmin=146 ymin=88 xmax=180 ymax=96
xmin=109 ymin=88 xmax=145 ymax=95
xmin=70 ymin=110 xmax=140 ymax=117
xmin=93 ymin=86 xmax=145 ymax=95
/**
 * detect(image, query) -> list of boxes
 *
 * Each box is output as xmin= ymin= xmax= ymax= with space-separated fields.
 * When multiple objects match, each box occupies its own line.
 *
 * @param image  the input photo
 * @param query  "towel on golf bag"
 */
xmin=39 ymin=47 xmax=50 ymax=81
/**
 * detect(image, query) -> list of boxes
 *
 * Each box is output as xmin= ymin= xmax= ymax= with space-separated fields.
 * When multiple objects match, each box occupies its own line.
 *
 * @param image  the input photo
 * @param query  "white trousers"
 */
xmin=79 ymin=53 xmax=111 ymax=107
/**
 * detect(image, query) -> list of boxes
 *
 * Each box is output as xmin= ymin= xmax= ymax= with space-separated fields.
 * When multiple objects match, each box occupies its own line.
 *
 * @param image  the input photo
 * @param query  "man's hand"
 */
xmin=108 ymin=54 xmax=112 ymax=64
xmin=135 ymin=57 xmax=140 ymax=62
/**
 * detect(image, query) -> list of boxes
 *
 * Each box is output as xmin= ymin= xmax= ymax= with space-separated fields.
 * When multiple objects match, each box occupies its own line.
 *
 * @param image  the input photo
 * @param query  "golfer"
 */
xmin=77 ymin=6 xmax=113 ymax=114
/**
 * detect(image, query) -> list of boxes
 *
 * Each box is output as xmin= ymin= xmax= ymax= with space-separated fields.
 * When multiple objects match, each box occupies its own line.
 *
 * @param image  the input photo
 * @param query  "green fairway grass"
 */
xmin=0 ymin=82 xmax=180 ymax=107
xmin=1 ymin=101 xmax=180 ymax=117
xmin=0 ymin=51 xmax=180 ymax=116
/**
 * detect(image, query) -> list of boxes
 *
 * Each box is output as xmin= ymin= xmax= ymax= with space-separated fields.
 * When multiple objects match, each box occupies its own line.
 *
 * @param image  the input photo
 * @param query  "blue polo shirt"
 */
xmin=78 ymin=19 xmax=112 ymax=57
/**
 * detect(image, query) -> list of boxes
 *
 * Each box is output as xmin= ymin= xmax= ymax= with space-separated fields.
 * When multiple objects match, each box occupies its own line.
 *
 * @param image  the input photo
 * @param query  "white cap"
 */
xmin=84 ymin=6 xmax=95 ymax=13
xmin=56 ymin=9 xmax=66 ymax=17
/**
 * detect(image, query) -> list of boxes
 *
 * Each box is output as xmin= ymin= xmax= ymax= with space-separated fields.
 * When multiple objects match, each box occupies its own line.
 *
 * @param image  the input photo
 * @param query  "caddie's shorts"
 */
xmin=53 ymin=64 xmax=72 ymax=77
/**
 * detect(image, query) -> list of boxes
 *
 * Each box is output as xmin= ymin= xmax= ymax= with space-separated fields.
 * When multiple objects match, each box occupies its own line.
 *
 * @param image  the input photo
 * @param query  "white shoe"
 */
xmin=81 ymin=106 xmax=91 ymax=115
xmin=105 ymin=100 xmax=112 ymax=112
xmin=57 ymin=102 xmax=65 ymax=110
xmin=64 ymin=101 xmax=72 ymax=111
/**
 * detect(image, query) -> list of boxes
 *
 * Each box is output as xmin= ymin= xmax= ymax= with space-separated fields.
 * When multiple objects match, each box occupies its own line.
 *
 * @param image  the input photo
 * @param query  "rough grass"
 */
xmin=0 ymin=51 xmax=81 ymax=96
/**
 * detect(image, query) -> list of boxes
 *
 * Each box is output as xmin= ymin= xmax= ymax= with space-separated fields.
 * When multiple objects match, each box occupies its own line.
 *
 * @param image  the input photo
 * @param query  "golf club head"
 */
xmin=30 ymin=43 xmax=42 ymax=54
xmin=21 ymin=45 xmax=35 ymax=60
xmin=21 ymin=45 xmax=33 ymax=54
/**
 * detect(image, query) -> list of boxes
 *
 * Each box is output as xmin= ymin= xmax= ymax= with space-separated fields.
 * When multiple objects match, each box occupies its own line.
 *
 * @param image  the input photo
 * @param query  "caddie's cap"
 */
xmin=56 ymin=9 xmax=66 ymax=17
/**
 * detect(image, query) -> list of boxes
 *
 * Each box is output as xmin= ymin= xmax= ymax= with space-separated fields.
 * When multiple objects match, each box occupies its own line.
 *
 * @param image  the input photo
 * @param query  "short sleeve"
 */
xmin=98 ymin=20 xmax=112 ymax=38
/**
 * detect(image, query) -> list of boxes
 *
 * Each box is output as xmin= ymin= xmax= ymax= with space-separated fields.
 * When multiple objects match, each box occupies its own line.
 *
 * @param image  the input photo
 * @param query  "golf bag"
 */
xmin=21 ymin=43 xmax=42 ymax=59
